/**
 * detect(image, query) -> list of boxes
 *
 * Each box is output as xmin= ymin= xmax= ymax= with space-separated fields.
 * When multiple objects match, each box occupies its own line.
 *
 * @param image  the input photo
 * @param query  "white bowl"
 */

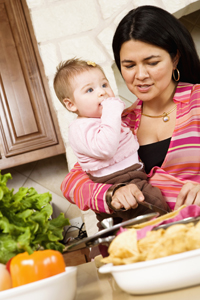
xmin=99 ymin=248 xmax=200 ymax=295
xmin=0 ymin=266 xmax=77 ymax=300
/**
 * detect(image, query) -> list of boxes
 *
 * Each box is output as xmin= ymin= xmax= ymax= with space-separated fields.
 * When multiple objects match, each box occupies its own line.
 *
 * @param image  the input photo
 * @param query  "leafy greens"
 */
xmin=0 ymin=172 xmax=70 ymax=264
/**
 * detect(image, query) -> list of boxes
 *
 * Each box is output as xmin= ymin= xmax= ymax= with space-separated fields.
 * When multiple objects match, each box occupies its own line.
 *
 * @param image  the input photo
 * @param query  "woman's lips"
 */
xmin=137 ymin=84 xmax=152 ymax=92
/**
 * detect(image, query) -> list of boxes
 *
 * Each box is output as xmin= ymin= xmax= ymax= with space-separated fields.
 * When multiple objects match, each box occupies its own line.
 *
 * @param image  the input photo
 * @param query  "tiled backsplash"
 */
xmin=1 ymin=154 xmax=83 ymax=222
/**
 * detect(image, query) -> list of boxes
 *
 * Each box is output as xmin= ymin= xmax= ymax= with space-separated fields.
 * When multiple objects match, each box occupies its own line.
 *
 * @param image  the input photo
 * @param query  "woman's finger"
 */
xmin=111 ymin=196 xmax=125 ymax=210
xmin=175 ymin=182 xmax=200 ymax=209
xmin=111 ymin=184 xmax=143 ymax=210
xmin=125 ymin=183 xmax=145 ymax=203
xmin=175 ymin=185 xmax=189 ymax=209
xmin=193 ymin=192 xmax=200 ymax=207
xmin=112 ymin=192 xmax=135 ymax=210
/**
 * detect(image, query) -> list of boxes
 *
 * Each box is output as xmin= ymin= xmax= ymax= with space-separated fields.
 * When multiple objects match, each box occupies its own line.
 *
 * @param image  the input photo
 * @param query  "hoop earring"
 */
xmin=172 ymin=68 xmax=180 ymax=82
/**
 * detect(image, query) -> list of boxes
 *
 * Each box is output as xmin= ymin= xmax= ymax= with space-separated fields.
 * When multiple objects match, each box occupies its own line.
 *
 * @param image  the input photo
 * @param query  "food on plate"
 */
xmin=109 ymin=229 xmax=138 ymax=259
xmin=129 ymin=205 xmax=186 ymax=230
xmin=102 ymin=228 xmax=144 ymax=265
xmin=0 ymin=263 xmax=12 ymax=291
xmin=0 ymin=171 xmax=70 ymax=264
xmin=8 ymin=250 xmax=66 ymax=287
xmin=102 ymin=221 xmax=200 ymax=265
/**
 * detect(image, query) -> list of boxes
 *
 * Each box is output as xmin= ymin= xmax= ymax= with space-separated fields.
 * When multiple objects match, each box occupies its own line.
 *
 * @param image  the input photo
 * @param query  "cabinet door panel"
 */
xmin=0 ymin=0 xmax=59 ymax=158
xmin=0 ymin=17 xmax=38 ymax=137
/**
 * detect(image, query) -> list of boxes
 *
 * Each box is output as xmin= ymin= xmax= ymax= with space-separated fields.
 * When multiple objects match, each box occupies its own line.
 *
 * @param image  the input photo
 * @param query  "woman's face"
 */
xmin=120 ymin=40 xmax=178 ymax=103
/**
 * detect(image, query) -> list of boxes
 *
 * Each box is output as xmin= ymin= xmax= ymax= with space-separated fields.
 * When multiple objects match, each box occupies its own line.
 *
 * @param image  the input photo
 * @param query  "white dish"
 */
xmin=0 ymin=266 xmax=77 ymax=300
xmin=99 ymin=248 xmax=200 ymax=295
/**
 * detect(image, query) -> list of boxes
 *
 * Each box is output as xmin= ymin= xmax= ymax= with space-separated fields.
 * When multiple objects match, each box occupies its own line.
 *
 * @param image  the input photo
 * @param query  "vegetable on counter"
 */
xmin=0 ymin=263 xmax=12 ymax=291
xmin=8 ymin=250 xmax=66 ymax=287
xmin=0 ymin=172 xmax=70 ymax=264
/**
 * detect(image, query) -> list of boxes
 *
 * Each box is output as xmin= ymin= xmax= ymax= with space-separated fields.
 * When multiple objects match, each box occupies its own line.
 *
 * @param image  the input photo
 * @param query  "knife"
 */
xmin=136 ymin=200 xmax=169 ymax=216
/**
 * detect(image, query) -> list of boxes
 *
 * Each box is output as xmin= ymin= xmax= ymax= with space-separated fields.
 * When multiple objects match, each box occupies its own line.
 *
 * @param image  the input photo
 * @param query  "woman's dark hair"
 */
xmin=112 ymin=5 xmax=200 ymax=84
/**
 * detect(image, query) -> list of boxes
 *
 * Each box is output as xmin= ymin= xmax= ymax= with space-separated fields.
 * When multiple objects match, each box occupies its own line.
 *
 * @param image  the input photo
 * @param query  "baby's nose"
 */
xmin=98 ymin=88 xmax=106 ymax=97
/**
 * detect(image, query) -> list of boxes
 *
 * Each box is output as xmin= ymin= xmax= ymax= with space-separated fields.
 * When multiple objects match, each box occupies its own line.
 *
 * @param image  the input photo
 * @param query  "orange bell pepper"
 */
xmin=9 ymin=250 xmax=66 ymax=288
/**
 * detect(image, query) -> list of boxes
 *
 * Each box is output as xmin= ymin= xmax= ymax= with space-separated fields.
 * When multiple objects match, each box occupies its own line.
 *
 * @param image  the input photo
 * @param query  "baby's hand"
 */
xmin=102 ymin=97 xmax=125 ymax=111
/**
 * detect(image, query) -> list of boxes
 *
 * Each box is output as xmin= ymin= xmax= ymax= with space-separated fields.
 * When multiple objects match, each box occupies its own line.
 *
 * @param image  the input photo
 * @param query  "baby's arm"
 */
xmin=70 ymin=97 xmax=125 ymax=160
xmin=97 ymin=97 xmax=125 ymax=157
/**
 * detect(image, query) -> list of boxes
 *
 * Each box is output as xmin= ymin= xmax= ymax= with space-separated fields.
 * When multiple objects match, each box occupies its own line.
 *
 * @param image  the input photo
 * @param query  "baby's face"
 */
xmin=71 ymin=68 xmax=114 ymax=118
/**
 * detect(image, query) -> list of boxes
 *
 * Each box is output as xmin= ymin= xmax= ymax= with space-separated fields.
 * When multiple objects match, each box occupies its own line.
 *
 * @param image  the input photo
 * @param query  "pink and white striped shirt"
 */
xmin=61 ymin=82 xmax=200 ymax=213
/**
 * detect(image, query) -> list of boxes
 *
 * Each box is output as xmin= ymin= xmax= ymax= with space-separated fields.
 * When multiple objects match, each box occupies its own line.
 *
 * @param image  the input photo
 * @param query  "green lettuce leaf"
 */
xmin=0 ymin=171 xmax=70 ymax=264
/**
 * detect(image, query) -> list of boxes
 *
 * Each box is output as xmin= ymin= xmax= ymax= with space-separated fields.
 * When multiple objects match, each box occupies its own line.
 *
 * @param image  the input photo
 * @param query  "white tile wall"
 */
xmin=2 ymin=5 xmax=200 ymax=235
xmin=26 ymin=0 xmax=200 ymax=172
xmin=30 ymin=0 xmax=99 ymax=42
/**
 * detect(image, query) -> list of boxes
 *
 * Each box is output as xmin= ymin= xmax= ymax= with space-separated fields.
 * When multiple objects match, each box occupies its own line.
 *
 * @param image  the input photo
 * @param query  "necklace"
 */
xmin=142 ymin=105 xmax=177 ymax=122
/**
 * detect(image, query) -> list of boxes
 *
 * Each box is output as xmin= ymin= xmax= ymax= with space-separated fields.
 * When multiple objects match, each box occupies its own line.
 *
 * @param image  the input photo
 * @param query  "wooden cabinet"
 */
xmin=63 ymin=248 xmax=91 ymax=267
xmin=0 ymin=0 xmax=65 ymax=169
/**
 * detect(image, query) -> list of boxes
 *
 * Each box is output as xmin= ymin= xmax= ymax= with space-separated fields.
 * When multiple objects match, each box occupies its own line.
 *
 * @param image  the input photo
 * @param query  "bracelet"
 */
xmin=106 ymin=183 xmax=126 ymax=211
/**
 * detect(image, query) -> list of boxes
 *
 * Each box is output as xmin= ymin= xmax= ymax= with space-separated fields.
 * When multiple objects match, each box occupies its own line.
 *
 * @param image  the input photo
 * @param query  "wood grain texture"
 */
xmin=0 ymin=0 xmax=65 ymax=168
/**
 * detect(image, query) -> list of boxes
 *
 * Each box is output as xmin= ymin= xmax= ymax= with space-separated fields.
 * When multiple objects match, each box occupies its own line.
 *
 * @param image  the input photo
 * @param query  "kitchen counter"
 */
xmin=75 ymin=261 xmax=200 ymax=300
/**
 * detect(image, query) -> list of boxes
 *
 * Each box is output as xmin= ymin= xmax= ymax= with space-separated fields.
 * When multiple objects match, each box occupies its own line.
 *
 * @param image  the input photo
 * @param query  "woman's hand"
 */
xmin=111 ymin=184 xmax=144 ymax=210
xmin=175 ymin=182 xmax=200 ymax=209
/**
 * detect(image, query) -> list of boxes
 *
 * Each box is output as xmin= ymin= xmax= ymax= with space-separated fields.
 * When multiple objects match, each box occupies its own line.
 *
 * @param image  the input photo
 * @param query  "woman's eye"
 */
xmin=125 ymin=64 xmax=135 ymax=69
xmin=87 ymin=88 xmax=93 ymax=93
xmin=149 ymin=61 xmax=159 ymax=66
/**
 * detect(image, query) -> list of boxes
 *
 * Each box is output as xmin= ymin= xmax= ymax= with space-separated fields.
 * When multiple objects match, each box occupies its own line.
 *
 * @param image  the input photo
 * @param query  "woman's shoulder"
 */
xmin=187 ymin=82 xmax=200 ymax=98
xmin=174 ymin=82 xmax=200 ymax=103
xmin=192 ymin=83 xmax=200 ymax=92
xmin=190 ymin=84 xmax=200 ymax=105
xmin=177 ymin=82 xmax=200 ymax=91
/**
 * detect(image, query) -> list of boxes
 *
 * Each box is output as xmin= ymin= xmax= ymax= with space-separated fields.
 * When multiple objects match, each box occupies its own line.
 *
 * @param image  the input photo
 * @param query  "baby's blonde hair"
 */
xmin=53 ymin=58 xmax=105 ymax=107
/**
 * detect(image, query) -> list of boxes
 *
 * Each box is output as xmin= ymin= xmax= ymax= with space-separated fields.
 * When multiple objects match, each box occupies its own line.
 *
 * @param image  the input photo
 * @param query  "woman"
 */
xmin=61 ymin=5 xmax=200 ymax=220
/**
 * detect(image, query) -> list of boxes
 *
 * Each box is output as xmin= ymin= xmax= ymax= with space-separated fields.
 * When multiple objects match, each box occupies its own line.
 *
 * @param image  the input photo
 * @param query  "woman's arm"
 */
xmin=61 ymin=163 xmax=113 ymax=213
xmin=61 ymin=163 xmax=145 ymax=212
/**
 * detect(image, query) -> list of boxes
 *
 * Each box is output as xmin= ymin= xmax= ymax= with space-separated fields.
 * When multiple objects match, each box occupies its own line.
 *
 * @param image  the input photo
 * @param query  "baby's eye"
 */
xmin=102 ymin=83 xmax=108 ymax=88
xmin=87 ymin=88 xmax=93 ymax=93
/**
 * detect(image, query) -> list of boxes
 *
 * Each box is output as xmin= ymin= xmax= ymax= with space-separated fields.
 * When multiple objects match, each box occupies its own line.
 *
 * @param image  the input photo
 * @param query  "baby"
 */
xmin=53 ymin=58 xmax=169 ymax=222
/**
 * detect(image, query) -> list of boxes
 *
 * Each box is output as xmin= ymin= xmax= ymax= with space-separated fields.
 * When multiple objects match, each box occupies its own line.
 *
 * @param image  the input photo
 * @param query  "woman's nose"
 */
xmin=135 ymin=65 xmax=149 ymax=80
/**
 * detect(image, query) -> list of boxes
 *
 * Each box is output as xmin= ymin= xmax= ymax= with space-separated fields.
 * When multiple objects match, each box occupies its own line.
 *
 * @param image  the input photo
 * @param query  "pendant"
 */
xmin=163 ymin=113 xmax=169 ymax=122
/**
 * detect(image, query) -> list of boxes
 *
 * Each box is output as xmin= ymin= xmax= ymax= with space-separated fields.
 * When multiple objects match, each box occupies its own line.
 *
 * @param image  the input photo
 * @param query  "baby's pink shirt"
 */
xmin=68 ymin=97 xmax=140 ymax=174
